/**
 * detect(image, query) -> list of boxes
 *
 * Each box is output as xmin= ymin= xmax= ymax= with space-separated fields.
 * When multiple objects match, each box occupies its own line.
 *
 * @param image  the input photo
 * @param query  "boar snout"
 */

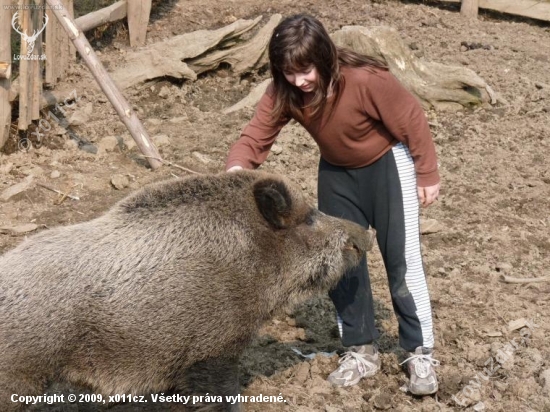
xmin=342 ymin=224 xmax=375 ymax=267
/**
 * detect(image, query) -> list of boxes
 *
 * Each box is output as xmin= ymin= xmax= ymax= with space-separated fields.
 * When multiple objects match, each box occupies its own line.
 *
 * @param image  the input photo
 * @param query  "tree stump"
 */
xmin=188 ymin=14 xmax=282 ymax=76
xmin=331 ymin=25 xmax=496 ymax=111
xmin=111 ymin=17 xmax=263 ymax=90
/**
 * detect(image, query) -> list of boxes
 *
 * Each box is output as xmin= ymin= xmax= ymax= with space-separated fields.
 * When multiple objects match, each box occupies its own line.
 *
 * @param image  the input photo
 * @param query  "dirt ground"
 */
xmin=1 ymin=0 xmax=549 ymax=411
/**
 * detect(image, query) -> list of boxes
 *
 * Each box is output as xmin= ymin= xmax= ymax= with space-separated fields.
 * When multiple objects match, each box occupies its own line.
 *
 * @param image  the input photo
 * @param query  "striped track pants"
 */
xmin=318 ymin=142 xmax=434 ymax=351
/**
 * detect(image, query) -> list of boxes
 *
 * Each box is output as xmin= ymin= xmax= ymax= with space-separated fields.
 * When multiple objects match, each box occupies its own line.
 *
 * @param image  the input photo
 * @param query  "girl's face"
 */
xmin=283 ymin=66 xmax=318 ymax=93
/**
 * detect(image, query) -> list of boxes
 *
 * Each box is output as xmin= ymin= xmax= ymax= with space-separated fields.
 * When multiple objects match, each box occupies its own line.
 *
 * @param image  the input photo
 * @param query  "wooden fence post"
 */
xmin=16 ymin=0 xmax=33 ymax=132
xmin=44 ymin=0 xmax=162 ymax=169
xmin=461 ymin=0 xmax=479 ymax=18
xmin=31 ymin=0 xmax=45 ymax=122
xmin=127 ymin=0 xmax=152 ymax=47
xmin=0 ymin=0 xmax=12 ymax=150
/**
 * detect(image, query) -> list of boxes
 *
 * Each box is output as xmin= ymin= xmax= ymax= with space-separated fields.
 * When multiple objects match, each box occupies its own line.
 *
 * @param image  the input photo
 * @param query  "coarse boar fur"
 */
xmin=0 ymin=170 xmax=372 ymax=411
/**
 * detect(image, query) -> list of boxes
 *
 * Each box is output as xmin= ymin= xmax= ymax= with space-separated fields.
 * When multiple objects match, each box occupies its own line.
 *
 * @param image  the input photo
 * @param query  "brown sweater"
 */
xmin=226 ymin=66 xmax=440 ymax=187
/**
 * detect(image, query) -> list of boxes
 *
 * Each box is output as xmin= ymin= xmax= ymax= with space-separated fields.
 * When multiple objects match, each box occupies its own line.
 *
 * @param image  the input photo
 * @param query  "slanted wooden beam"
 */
xmin=75 ymin=0 xmax=127 ymax=32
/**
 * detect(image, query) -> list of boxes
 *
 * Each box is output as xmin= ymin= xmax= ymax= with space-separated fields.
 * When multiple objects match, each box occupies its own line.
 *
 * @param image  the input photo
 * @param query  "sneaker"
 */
xmin=400 ymin=347 xmax=440 ymax=395
xmin=327 ymin=345 xmax=380 ymax=387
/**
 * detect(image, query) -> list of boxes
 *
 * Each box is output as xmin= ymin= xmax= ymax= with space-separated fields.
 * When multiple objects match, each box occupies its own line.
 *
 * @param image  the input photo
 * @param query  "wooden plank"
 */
xmin=75 ymin=0 xmax=127 ymax=32
xmin=0 ymin=0 xmax=12 ymax=149
xmin=67 ymin=0 xmax=76 ymax=61
xmin=440 ymin=0 xmax=550 ymax=22
xmin=17 ymin=0 xmax=32 ymax=131
xmin=45 ymin=7 xmax=57 ymax=85
xmin=31 ymin=0 xmax=45 ymax=121
xmin=127 ymin=0 xmax=152 ymax=47
xmin=58 ymin=0 xmax=69 ymax=80
xmin=461 ymin=0 xmax=479 ymax=18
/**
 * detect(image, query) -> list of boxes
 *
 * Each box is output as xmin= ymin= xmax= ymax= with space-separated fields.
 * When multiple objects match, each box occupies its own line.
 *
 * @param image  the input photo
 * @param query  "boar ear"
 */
xmin=253 ymin=179 xmax=292 ymax=229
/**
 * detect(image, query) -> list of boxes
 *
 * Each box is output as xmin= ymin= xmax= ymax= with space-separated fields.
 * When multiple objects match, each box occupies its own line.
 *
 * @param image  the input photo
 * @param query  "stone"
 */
xmin=0 ymin=223 xmax=39 ymax=234
xmin=152 ymin=134 xmax=170 ymax=147
xmin=0 ymin=175 xmax=34 ymax=202
xmin=420 ymin=218 xmax=445 ymax=234
xmin=0 ymin=162 xmax=14 ymax=175
xmin=192 ymin=152 xmax=213 ymax=164
xmin=97 ymin=136 xmax=120 ymax=153
xmin=271 ymin=144 xmax=283 ymax=155
xmin=111 ymin=174 xmax=130 ymax=190
xmin=539 ymin=369 xmax=550 ymax=394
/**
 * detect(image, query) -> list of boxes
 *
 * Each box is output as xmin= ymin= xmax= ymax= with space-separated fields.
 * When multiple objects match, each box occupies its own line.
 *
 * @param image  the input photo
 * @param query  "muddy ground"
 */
xmin=1 ymin=0 xmax=549 ymax=411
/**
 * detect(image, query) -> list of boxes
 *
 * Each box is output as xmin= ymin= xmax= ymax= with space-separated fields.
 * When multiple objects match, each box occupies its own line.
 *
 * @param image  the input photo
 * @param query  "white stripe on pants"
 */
xmin=392 ymin=142 xmax=434 ymax=348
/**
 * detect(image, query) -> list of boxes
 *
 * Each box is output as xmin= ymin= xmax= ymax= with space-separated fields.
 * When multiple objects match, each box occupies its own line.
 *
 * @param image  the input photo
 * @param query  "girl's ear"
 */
xmin=253 ymin=179 xmax=293 ymax=229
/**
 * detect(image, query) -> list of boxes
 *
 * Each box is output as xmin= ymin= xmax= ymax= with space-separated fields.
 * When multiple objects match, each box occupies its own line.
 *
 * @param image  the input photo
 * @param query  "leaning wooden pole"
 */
xmin=461 ymin=0 xmax=479 ymax=18
xmin=44 ymin=0 xmax=162 ymax=169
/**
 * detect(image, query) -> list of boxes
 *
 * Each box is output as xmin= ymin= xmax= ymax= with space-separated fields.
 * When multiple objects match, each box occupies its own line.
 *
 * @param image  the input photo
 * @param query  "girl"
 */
xmin=225 ymin=14 xmax=440 ymax=395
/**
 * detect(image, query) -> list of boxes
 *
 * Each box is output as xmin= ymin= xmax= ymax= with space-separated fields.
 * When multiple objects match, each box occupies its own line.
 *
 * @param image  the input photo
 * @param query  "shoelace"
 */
xmin=338 ymin=350 xmax=376 ymax=374
xmin=399 ymin=354 xmax=440 ymax=379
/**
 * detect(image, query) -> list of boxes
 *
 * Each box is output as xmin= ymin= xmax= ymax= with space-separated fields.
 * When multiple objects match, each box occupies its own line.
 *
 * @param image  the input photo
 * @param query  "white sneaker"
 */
xmin=400 ymin=347 xmax=440 ymax=395
xmin=327 ymin=345 xmax=380 ymax=387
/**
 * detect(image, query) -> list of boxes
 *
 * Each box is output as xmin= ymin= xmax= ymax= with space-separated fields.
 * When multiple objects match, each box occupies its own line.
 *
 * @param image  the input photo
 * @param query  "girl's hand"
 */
xmin=417 ymin=183 xmax=440 ymax=207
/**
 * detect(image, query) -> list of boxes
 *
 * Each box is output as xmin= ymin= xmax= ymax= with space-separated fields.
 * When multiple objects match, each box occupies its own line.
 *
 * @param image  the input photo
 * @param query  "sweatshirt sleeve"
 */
xmin=225 ymin=83 xmax=290 ymax=170
xmin=360 ymin=70 xmax=440 ymax=187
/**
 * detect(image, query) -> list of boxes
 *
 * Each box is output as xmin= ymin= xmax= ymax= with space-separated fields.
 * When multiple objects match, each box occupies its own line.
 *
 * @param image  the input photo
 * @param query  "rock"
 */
xmin=64 ymin=139 xmax=79 ymax=151
xmin=158 ymin=86 xmax=171 ymax=99
xmin=293 ymin=362 xmax=310 ymax=384
xmin=0 ymin=223 xmax=39 ymax=235
xmin=97 ymin=136 xmax=120 ymax=153
xmin=168 ymin=116 xmax=187 ymax=123
xmin=419 ymin=218 xmax=444 ymax=234
xmin=271 ymin=144 xmax=283 ymax=155
xmin=20 ymin=166 xmax=44 ymax=177
xmin=473 ymin=402 xmax=486 ymax=412
xmin=540 ymin=369 xmax=550 ymax=395
xmin=508 ymin=318 xmax=529 ymax=332
xmin=0 ymin=162 xmax=14 ymax=174
xmin=372 ymin=393 xmax=392 ymax=410
xmin=192 ymin=152 xmax=213 ymax=164
xmin=50 ymin=171 xmax=61 ymax=179
xmin=69 ymin=108 xmax=90 ymax=126
xmin=495 ymin=262 xmax=513 ymax=273
xmin=152 ymin=134 xmax=170 ymax=147
xmin=0 ymin=175 xmax=34 ymax=202
xmin=111 ymin=174 xmax=130 ymax=190
xmin=325 ymin=405 xmax=340 ymax=412
xmin=309 ymin=376 xmax=332 ymax=396
xmin=121 ymin=135 xmax=137 ymax=151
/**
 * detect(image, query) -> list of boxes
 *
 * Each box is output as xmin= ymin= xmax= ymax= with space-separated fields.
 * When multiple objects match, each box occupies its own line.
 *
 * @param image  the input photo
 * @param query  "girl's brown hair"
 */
xmin=268 ymin=14 xmax=387 ymax=124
